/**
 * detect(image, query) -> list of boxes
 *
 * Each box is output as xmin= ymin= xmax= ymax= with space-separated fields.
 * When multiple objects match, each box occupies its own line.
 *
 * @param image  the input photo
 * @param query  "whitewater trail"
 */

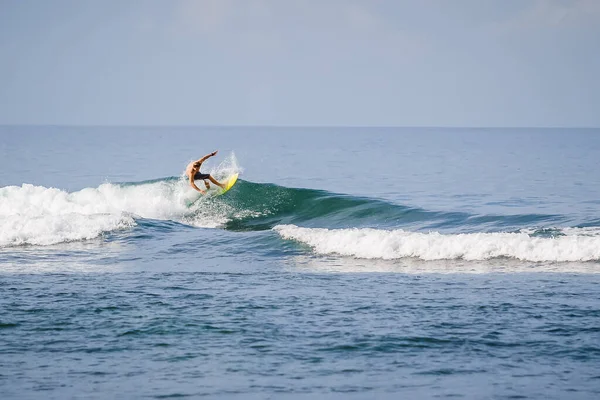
xmin=0 ymin=181 xmax=210 ymax=246
xmin=0 ymin=154 xmax=243 ymax=246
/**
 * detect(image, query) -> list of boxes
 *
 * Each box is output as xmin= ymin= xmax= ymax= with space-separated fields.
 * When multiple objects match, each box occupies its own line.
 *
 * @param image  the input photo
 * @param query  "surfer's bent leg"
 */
xmin=208 ymin=175 xmax=226 ymax=189
xmin=204 ymin=180 xmax=210 ymax=189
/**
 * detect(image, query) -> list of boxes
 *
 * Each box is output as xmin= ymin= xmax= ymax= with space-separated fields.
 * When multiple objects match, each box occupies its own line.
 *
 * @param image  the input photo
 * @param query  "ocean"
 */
xmin=1 ymin=126 xmax=599 ymax=399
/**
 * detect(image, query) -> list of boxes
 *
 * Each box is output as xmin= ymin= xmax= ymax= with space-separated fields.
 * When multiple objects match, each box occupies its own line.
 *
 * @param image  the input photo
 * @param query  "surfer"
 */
xmin=186 ymin=151 xmax=227 ymax=194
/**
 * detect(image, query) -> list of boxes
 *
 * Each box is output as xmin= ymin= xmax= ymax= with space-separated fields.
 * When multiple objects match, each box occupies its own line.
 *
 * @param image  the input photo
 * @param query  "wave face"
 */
xmin=2 ymin=175 xmax=600 ymax=262
xmin=0 ymin=178 xmax=368 ymax=246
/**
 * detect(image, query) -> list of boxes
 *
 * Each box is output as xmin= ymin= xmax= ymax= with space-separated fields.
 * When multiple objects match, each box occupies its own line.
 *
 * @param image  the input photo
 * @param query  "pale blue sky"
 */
xmin=1 ymin=0 xmax=599 ymax=126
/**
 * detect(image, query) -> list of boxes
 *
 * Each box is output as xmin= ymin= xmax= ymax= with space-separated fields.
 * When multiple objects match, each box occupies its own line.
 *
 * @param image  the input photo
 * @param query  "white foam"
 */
xmin=0 ymin=153 xmax=243 ymax=247
xmin=0 ymin=212 xmax=135 ymax=247
xmin=0 ymin=180 xmax=226 ymax=247
xmin=273 ymin=225 xmax=600 ymax=262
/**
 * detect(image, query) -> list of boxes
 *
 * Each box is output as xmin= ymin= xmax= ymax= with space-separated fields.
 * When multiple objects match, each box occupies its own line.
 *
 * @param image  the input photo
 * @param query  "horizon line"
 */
xmin=1 ymin=124 xmax=599 ymax=130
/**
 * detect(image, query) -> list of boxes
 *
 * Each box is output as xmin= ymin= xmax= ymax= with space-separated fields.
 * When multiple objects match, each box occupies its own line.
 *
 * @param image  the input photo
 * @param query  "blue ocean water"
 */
xmin=1 ymin=126 xmax=600 ymax=399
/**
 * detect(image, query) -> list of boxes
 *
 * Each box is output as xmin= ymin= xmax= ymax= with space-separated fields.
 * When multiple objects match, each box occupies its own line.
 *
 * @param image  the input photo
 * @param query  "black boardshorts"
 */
xmin=193 ymin=172 xmax=211 ymax=180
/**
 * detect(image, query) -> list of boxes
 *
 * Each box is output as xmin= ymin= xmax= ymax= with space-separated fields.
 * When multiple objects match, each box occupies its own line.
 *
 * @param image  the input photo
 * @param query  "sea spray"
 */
xmin=209 ymin=151 xmax=243 ymax=182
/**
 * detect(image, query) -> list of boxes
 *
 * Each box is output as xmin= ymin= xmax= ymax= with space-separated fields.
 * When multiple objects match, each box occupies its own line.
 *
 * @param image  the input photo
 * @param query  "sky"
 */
xmin=0 ymin=0 xmax=599 ymax=127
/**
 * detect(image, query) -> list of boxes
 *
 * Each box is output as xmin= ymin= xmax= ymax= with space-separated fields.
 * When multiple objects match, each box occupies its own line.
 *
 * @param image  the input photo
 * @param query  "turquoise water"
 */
xmin=1 ymin=127 xmax=600 ymax=399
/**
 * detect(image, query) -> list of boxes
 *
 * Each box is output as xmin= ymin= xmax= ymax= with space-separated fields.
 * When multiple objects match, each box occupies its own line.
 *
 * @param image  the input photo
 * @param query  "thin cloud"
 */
xmin=172 ymin=0 xmax=235 ymax=35
xmin=157 ymin=0 xmax=425 ymax=60
xmin=493 ymin=0 xmax=600 ymax=33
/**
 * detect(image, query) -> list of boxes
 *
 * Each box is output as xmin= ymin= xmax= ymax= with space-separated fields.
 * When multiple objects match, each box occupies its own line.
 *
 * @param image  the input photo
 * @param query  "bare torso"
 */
xmin=185 ymin=161 xmax=200 ymax=179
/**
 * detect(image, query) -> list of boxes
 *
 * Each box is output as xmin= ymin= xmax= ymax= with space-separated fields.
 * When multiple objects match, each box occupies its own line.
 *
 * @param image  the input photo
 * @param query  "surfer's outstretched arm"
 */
xmin=195 ymin=150 xmax=218 ymax=165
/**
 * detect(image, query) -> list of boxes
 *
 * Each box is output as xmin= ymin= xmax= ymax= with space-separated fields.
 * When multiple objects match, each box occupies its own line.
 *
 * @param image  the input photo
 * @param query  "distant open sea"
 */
xmin=1 ymin=126 xmax=599 ymax=399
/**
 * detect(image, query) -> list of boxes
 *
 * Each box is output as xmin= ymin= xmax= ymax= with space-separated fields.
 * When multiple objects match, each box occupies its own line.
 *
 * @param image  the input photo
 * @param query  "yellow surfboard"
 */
xmin=219 ymin=173 xmax=239 ymax=195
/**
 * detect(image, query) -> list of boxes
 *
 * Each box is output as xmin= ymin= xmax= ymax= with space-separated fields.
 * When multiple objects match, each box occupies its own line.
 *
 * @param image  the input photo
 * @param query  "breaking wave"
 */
xmin=2 ymin=160 xmax=599 ymax=263
xmin=274 ymin=225 xmax=600 ymax=262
